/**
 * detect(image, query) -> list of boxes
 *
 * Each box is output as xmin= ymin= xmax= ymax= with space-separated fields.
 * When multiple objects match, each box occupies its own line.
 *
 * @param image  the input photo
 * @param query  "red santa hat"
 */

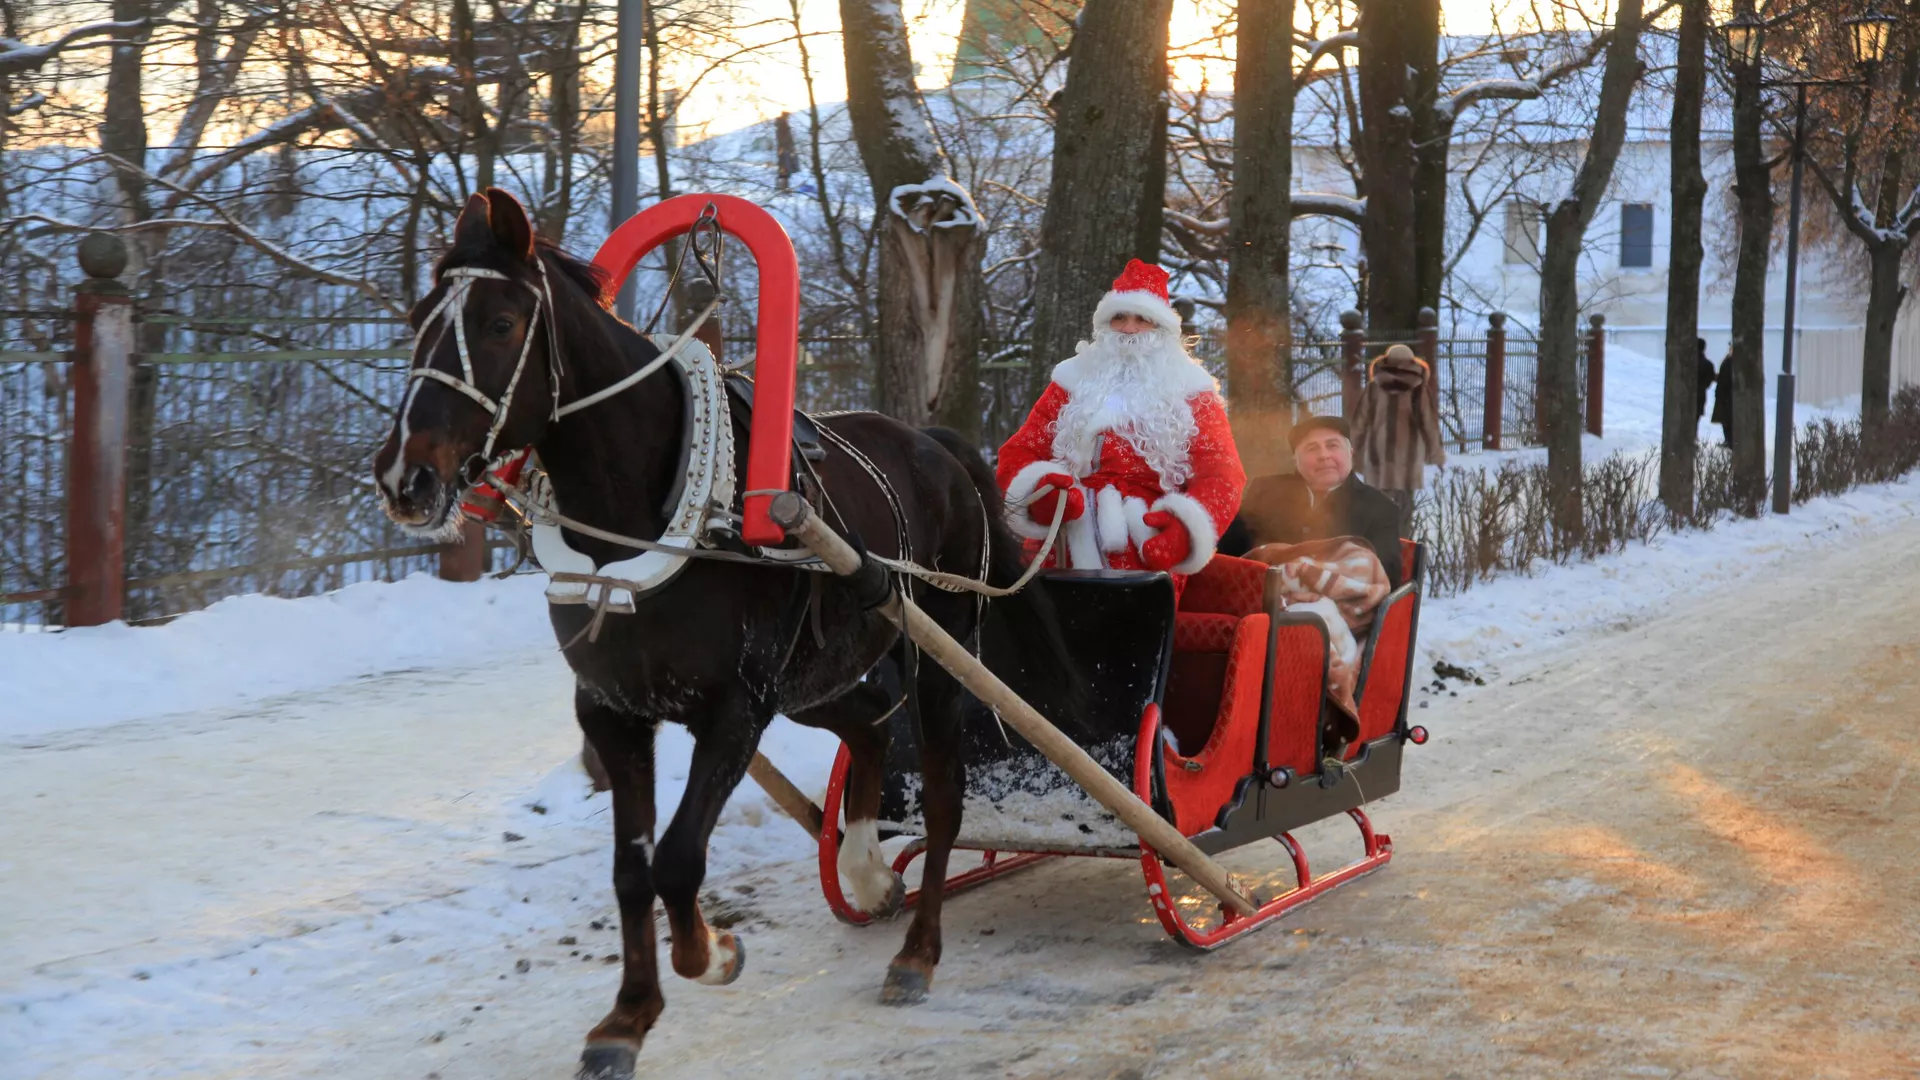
xmin=1091 ymin=258 xmax=1182 ymax=333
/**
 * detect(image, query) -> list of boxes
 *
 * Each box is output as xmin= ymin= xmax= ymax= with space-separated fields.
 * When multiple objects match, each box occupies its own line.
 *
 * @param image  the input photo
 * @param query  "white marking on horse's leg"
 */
xmin=839 ymin=818 xmax=894 ymax=913
xmin=693 ymin=926 xmax=741 ymax=985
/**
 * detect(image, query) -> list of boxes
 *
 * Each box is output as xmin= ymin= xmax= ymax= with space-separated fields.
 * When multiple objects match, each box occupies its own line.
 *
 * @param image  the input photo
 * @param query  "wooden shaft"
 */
xmin=748 ymin=751 xmax=824 ymax=840
xmin=769 ymin=493 xmax=1257 ymax=917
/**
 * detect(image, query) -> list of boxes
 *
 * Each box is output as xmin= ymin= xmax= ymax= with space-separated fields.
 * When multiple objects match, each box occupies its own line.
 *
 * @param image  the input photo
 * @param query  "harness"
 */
xmin=407 ymin=240 xmax=1067 ymax=639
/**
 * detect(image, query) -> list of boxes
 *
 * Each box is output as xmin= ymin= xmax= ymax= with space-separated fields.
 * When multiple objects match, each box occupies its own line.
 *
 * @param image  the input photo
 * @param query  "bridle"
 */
xmin=405 ymin=251 xmax=721 ymax=485
xmin=407 ymin=261 xmax=562 ymax=479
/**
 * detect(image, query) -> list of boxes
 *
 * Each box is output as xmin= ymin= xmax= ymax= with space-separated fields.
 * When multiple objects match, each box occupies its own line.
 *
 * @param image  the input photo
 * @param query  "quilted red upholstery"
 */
xmin=1161 ymin=614 xmax=1268 ymax=835
xmin=1180 ymin=555 xmax=1267 ymax=617
xmin=1173 ymin=612 xmax=1237 ymax=654
xmin=1348 ymin=590 xmax=1416 ymax=755
xmin=1264 ymin=622 xmax=1328 ymax=777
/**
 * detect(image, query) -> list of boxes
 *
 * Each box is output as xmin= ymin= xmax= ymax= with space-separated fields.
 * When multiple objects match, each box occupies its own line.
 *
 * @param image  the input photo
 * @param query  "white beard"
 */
xmin=1050 ymin=327 xmax=1202 ymax=488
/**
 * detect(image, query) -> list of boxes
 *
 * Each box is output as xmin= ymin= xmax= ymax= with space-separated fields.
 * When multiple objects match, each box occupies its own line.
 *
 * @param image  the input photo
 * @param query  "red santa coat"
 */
xmin=995 ymin=359 xmax=1245 ymax=580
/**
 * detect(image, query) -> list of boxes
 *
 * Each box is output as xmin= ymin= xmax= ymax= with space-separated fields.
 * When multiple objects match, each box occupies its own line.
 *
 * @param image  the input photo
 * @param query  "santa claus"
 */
xmin=996 ymin=259 xmax=1245 ymax=590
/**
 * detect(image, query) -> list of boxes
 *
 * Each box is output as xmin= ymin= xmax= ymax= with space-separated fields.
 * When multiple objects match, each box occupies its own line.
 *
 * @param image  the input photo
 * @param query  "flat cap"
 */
xmin=1288 ymin=414 xmax=1350 ymax=450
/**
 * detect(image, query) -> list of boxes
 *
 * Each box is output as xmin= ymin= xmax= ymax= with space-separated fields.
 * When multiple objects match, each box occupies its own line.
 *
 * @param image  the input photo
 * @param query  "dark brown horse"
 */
xmin=372 ymin=190 xmax=1074 ymax=1079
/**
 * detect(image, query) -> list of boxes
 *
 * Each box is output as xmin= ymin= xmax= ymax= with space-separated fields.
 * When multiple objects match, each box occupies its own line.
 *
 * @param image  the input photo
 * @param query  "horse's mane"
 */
xmin=535 ymin=237 xmax=613 ymax=310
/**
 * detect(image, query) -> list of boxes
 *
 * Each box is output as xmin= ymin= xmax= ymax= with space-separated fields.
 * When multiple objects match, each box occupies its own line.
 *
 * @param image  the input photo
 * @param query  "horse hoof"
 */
xmin=879 ymin=962 xmax=930 ymax=1006
xmin=577 ymin=1042 xmax=638 ymax=1080
xmin=694 ymin=932 xmax=745 ymax=986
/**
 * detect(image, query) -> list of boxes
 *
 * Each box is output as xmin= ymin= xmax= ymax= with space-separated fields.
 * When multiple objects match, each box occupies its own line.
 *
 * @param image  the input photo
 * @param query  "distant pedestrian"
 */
xmin=1695 ymin=338 xmax=1716 ymax=422
xmin=1710 ymin=348 xmax=1734 ymax=447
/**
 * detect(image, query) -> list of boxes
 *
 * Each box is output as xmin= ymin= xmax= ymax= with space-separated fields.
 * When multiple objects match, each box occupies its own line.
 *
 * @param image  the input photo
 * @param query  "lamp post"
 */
xmin=1720 ymin=3 xmax=1892 ymax=514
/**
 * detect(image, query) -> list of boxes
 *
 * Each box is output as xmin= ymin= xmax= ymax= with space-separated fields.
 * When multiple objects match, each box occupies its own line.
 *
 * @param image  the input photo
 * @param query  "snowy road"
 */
xmin=8 ymin=516 xmax=1920 ymax=1078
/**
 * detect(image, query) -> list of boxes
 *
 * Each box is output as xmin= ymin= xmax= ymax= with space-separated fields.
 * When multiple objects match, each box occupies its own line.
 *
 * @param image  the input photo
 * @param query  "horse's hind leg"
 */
xmin=575 ymin=694 xmax=664 ymax=1080
xmin=882 ymin=657 xmax=966 ymax=1006
xmin=653 ymin=689 xmax=768 ymax=985
xmin=790 ymin=677 xmax=905 ymax=919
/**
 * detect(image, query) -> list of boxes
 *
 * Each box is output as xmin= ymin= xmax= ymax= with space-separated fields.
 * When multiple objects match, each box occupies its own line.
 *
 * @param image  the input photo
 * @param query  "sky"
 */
xmin=672 ymin=0 xmax=1538 ymax=142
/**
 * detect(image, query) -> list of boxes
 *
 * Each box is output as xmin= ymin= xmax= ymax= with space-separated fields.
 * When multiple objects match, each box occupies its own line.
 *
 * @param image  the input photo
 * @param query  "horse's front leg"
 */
xmin=575 ymin=692 xmax=664 ymax=1080
xmin=790 ymin=677 xmax=906 ymax=919
xmin=653 ymin=687 xmax=769 ymax=984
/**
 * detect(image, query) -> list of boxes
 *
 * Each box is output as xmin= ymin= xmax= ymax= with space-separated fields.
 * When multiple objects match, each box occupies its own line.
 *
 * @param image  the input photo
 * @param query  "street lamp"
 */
xmin=1719 ymin=6 xmax=1885 ymax=514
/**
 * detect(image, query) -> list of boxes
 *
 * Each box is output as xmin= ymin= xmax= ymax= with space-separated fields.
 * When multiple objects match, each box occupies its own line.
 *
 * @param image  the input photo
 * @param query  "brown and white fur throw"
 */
xmin=1243 ymin=536 xmax=1392 ymax=712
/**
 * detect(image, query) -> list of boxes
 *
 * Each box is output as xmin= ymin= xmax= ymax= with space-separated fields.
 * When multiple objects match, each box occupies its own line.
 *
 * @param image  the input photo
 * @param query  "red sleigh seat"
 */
xmin=1158 ymin=541 xmax=1421 ymax=836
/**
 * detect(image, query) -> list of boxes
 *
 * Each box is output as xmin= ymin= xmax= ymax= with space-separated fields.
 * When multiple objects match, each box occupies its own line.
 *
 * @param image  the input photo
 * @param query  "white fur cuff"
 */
xmin=1151 ymin=491 xmax=1218 ymax=575
xmin=1093 ymin=292 xmax=1183 ymax=334
xmin=1005 ymin=459 xmax=1075 ymax=541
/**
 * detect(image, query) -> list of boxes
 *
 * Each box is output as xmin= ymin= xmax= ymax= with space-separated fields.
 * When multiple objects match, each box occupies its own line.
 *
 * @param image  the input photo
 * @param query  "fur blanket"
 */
xmin=1242 ymin=537 xmax=1392 ymax=713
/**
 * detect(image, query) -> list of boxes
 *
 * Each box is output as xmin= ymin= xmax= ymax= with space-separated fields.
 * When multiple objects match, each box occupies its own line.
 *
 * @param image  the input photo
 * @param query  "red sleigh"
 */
xmin=817 ymin=543 xmax=1427 ymax=949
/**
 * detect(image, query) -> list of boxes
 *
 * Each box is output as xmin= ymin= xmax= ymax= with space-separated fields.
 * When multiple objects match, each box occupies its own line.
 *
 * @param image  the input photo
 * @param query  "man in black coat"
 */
xmin=1696 ymin=338 xmax=1716 ymax=421
xmin=1217 ymin=416 xmax=1409 ymax=588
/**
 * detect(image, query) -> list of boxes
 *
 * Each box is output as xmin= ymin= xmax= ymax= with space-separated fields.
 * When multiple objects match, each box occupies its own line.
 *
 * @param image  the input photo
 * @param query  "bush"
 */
xmin=1413 ymin=391 xmax=1920 ymax=599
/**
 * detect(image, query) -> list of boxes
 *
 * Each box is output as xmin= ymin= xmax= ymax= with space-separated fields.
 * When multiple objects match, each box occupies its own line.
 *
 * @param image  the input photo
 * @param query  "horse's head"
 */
xmin=374 ymin=189 xmax=566 ymax=537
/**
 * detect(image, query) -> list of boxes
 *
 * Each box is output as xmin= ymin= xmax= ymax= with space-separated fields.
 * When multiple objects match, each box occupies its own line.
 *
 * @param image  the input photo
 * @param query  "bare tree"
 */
xmin=1661 ymin=0 xmax=1709 ymax=517
xmin=1224 ymin=0 xmax=1294 ymax=475
xmin=1726 ymin=0 xmax=1773 ymax=508
xmin=1026 ymin=0 xmax=1174 ymax=380
xmin=1538 ymin=0 xmax=1645 ymax=532
xmin=837 ymin=0 xmax=985 ymax=428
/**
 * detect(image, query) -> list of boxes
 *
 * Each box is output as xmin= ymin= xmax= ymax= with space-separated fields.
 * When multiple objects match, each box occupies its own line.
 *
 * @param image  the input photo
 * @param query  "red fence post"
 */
xmin=1416 ymin=306 xmax=1440 ymax=414
xmin=66 ymin=234 xmax=134 ymax=626
xmin=1586 ymin=313 xmax=1605 ymax=438
xmin=1339 ymin=309 xmax=1364 ymax=418
xmin=438 ymin=522 xmax=489 ymax=581
xmin=1484 ymin=312 xmax=1507 ymax=450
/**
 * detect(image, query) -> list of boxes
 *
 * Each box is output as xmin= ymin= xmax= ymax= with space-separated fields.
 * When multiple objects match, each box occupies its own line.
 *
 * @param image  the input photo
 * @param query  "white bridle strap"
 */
xmin=408 ymin=263 xmax=559 ymax=463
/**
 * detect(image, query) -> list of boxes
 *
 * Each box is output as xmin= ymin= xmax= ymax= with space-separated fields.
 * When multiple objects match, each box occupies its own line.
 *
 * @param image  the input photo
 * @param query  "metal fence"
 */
xmin=3 ymin=304 xmax=1549 ymax=629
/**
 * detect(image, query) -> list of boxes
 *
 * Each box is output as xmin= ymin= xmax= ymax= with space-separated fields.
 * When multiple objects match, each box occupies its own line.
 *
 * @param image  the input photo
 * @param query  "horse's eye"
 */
xmin=489 ymin=317 xmax=516 ymax=336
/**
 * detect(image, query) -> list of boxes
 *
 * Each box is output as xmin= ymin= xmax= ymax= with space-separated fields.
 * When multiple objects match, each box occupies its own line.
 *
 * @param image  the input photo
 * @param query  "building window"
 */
xmin=1503 ymin=200 xmax=1542 ymax=266
xmin=1621 ymin=203 xmax=1655 ymax=268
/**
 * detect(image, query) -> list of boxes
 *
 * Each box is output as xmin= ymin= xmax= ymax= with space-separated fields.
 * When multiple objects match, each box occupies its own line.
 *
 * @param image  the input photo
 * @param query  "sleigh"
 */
xmin=588 ymin=193 xmax=1427 ymax=954
xmin=817 ymin=544 xmax=1427 ymax=949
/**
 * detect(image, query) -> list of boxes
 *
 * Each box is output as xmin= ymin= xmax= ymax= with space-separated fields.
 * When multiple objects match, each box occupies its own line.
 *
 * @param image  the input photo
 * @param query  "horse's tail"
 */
xmin=920 ymin=426 xmax=1088 ymax=725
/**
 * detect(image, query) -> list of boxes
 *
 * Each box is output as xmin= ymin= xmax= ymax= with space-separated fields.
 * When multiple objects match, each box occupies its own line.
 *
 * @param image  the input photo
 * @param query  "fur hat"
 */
xmin=1091 ymin=258 xmax=1182 ymax=333
xmin=1289 ymin=414 xmax=1351 ymax=450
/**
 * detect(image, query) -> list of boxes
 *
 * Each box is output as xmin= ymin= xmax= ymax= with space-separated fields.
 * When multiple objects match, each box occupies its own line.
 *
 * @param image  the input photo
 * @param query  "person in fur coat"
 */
xmin=995 ymin=259 xmax=1246 ymax=600
xmin=1351 ymin=343 xmax=1447 ymax=528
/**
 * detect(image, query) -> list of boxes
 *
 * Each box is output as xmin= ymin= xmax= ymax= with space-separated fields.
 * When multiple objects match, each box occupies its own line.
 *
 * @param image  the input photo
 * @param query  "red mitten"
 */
xmin=1140 ymin=509 xmax=1192 ymax=572
xmin=1026 ymin=473 xmax=1084 ymax=527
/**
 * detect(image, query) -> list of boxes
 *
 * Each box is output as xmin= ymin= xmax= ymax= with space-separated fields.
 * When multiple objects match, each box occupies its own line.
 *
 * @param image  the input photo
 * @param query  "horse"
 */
xmin=371 ymin=189 xmax=1077 ymax=1078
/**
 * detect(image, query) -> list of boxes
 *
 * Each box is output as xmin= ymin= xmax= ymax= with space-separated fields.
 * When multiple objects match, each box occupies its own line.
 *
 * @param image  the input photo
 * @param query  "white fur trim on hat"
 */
xmin=1092 ymin=289 xmax=1183 ymax=335
xmin=1004 ymin=459 xmax=1075 ymax=541
xmin=1150 ymin=491 xmax=1218 ymax=575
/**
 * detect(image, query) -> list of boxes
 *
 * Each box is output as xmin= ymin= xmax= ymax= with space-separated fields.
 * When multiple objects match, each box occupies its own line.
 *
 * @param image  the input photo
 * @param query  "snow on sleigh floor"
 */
xmin=8 ymin=483 xmax=1920 ymax=1078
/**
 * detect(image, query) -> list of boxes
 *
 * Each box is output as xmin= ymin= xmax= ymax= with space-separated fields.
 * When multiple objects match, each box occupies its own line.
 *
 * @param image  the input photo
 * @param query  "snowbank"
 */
xmin=0 ymin=573 xmax=554 ymax=738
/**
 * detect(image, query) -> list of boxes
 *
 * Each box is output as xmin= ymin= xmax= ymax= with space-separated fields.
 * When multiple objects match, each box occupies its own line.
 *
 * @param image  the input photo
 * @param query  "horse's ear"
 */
xmin=452 ymin=192 xmax=494 ymax=253
xmin=484 ymin=188 xmax=536 ymax=263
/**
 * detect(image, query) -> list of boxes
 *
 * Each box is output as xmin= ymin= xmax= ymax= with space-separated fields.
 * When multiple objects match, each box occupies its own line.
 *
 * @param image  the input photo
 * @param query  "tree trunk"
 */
xmin=1862 ymin=240 xmax=1904 ymax=427
xmin=1536 ymin=0 xmax=1644 ymax=536
xmin=838 ymin=0 xmax=985 ymax=427
xmin=1355 ymin=0 xmax=1431 ymax=332
xmin=1224 ymin=0 xmax=1294 ymax=477
xmin=1027 ymin=0 xmax=1174 ymax=384
xmin=451 ymin=0 xmax=489 ymax=190
xmin=1404 ymin=0 xmax=1446 ymax=317
xmin=1728 ymin=37 xmax=1772 ymax=511
xmin=540 ymin=3 xmax=583 ymax=244
xmin=1538 ymin=209 xmax=1587 ymax=533
xmin=1660 ymin=0 xmax=1708 ymax=519
xmin=1135 ymin=71 xmax=1169 ymax=264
